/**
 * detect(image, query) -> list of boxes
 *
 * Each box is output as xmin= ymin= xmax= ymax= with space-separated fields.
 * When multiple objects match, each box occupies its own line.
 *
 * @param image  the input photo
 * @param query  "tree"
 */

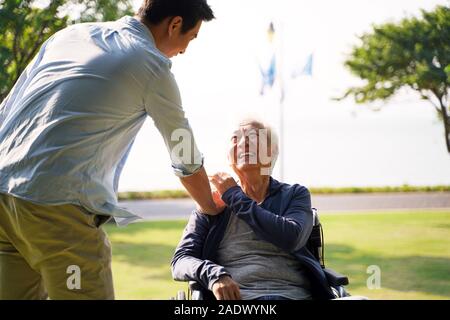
xmin=339 ymin=5 xmax=450 ymax=153
xmin=0 ymin=0 xmax=134 ymax=102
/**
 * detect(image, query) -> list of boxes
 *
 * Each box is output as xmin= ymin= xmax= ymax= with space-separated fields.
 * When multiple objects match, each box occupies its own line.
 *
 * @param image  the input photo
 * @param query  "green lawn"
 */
xmin=103 ymin=210 xmax=450 ymax=300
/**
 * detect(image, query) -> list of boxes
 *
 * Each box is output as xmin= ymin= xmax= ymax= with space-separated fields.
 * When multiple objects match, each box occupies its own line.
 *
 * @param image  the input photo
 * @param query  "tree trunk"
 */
xmin=440 ymin=101 xmax=450 ymax=153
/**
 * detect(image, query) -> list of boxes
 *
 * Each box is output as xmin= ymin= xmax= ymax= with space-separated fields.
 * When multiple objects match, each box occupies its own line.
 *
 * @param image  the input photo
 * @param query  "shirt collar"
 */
xmin=120 ymin=15 xmax=171 ymax=66
xmin=121 ymin=16 xmax=156 ymax=44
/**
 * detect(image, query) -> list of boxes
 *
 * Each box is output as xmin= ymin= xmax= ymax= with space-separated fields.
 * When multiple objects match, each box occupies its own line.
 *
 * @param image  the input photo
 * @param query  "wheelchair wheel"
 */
xmin=176 ymin=290 xmax=186 ymax=300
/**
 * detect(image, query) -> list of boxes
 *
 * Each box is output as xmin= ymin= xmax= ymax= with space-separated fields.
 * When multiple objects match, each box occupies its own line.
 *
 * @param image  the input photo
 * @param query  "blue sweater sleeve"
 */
xmin=221 ymin=185 xmax=313 ymax=253
xmin=171 ymin=211 xmax=230 ymax=290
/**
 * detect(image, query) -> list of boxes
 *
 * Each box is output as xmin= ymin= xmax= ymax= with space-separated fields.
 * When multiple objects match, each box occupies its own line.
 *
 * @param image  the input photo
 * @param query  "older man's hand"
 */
xmin=208 ymin=172 xmax=238 ymax=196
xmin=212 ymin=275 xmax=241 ymax=300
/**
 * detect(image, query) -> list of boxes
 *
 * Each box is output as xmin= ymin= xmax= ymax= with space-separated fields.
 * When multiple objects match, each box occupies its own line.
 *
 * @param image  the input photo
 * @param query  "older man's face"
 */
xmin=228 ymin=123 xmax=273 ymax=172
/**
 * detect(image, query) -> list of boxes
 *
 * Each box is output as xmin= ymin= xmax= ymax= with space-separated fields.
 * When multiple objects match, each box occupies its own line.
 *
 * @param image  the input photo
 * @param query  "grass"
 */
xmin=103 ymin=210 xmax=450 ymax=300
xmin=118 ymin=190 xmax=189 ymax=201
xmin=117 ymin=186 xmax=450 ymax=200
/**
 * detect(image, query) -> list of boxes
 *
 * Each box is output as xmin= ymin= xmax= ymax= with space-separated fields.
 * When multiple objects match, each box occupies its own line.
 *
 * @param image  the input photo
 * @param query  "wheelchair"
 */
xmin=172 ymin=208 xmax=351 ymax=300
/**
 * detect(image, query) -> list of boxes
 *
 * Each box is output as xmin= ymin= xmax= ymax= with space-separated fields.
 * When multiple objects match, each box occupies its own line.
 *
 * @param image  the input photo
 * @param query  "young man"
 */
xmin=0 ymin=0 xmax=220 ymax=299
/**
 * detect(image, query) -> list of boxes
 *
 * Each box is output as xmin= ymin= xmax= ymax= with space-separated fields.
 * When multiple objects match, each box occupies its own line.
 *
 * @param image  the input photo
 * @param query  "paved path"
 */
xmin=118 ymin=192 xmax=450 ymax=221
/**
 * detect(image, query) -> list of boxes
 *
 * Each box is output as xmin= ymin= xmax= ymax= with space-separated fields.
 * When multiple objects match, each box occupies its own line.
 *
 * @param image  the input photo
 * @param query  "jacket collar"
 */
xmin=266 ymin=176 xmax=285 ymax=197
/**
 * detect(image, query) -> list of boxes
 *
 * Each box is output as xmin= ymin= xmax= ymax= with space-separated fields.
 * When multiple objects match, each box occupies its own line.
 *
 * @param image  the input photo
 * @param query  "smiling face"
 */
xmin=228 ymin=121 xmax=276 ymax=175
xmin=159 ymin=17 xmax=202 ymax=58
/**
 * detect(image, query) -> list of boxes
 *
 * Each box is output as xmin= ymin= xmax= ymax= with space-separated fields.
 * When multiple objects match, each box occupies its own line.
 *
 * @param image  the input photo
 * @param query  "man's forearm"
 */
xmin=179 ymin=167 xmax=220 ymax=215
xmin=221 ymin=186 xmax=311 ymax=252
xmin=172 ymin=255 xmax=230 ymax=290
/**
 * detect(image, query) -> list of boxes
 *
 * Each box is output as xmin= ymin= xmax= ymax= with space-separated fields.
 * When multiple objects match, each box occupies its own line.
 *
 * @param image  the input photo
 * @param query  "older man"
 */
xmin=171 ymin=119 xmax=336 ymax=300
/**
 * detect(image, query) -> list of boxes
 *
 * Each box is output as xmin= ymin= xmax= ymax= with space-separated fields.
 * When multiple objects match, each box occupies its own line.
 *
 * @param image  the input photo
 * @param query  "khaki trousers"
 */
xmin=0 ymin=193 xmax=114 ymax=299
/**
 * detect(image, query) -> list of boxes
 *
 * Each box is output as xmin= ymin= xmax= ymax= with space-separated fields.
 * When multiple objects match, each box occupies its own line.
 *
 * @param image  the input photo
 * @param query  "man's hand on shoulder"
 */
xmin=208 ymin=172 xmax=238 ymax=196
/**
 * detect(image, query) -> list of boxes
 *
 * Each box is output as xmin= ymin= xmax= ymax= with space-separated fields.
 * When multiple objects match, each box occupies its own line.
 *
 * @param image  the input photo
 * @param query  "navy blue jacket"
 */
xmin=171 ymin=177 xmax=335 ymax=300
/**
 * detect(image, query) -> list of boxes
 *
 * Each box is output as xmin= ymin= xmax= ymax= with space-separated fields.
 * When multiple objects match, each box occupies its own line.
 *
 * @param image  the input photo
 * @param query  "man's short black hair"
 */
xmin=137 ymin=0 xmax=215 ymax=33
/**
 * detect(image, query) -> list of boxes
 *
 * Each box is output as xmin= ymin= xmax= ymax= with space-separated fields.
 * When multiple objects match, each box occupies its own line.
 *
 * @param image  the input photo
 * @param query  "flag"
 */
xmin=291 ymin=53 xmax=313 ymax=78
xmin=259 ymin=54 xmax=276 ymax=95
xmin=259 ymin=22 xmax=277 ymax=96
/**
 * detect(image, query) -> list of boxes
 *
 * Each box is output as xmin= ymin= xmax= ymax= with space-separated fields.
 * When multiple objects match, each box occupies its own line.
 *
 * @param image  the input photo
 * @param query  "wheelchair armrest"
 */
xmin=189 ymin=281 xmax=205 ymax=292
xmin=323 ymin=268 xmax=349 ymax=286
xmin=188 ymin=281 xmax=216 ymax=301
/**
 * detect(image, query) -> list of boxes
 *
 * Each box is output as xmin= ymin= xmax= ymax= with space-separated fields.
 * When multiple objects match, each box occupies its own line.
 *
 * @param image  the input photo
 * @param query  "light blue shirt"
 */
xmin=0 ymin=16 xmax=203 ymax=225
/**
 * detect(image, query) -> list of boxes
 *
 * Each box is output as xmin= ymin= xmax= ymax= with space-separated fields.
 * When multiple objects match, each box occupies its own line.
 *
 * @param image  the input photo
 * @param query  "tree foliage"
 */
xmin=340 ymin=5 xmax=450 ymax=152
xmin=0 ymin=0 xmax=134 ymax=101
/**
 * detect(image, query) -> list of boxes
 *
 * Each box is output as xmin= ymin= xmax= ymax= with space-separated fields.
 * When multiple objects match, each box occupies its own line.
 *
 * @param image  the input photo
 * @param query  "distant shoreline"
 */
xmin=118 ymin=185 xmax=450 ymax=201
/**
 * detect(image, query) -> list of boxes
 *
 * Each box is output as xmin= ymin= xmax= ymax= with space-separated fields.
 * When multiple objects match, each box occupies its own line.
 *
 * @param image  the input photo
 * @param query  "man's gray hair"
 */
xmin=234 ymin=116 xmax=279 ymax=174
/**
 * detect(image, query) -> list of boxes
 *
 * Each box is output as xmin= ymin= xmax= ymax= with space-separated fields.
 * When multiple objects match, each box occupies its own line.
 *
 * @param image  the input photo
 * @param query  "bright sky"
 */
xmin=119 ymin=0 xmax=450 ymax=191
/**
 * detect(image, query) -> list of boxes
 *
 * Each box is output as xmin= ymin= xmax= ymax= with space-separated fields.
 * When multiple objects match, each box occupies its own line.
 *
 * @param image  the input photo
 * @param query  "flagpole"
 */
xmin=263 ymin=23 xmax=313 ymax=182
xmin=263 ymin=21 xmax=285 ymax=181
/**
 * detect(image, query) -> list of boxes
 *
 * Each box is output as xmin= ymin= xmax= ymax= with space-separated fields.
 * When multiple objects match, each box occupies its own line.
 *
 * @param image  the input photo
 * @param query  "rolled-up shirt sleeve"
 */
xmin=144 ymin=67 xmax=203 ymax=177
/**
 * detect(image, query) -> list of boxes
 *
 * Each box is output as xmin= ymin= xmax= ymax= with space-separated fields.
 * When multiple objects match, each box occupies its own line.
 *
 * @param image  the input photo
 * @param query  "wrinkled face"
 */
xmin=228 ymin=122 xmax=273 ymax=174
xmin=162 ymin=18 xmax=202 ymax=58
